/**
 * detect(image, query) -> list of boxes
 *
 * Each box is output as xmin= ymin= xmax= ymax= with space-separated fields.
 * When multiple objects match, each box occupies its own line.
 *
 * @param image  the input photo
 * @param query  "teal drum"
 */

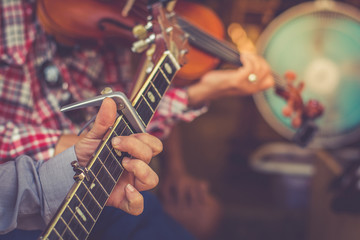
xmin=254 ymin=1 xmax=360 ymax=148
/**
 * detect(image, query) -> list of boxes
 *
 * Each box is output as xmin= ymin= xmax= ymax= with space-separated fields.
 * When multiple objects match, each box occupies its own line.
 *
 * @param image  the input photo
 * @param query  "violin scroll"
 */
xmin=275 ymin=70 xmax=324 ymax=146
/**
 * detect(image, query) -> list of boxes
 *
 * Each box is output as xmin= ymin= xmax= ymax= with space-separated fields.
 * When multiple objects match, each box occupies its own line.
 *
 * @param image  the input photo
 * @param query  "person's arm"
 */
xmin=186 ymin=53 xmax=274 ymax=107
xmin=0 ymin=147 xmax=77 ymax=234
xmin=147 ymin=53 xmax=274 ymax=141
xmin=0 ymin=98 xmax=162 ymax=234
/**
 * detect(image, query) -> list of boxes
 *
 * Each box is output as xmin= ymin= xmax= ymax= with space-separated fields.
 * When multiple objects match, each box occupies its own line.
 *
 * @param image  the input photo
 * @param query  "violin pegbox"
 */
xmin=131 ymin=1 xmax=189 ymax=67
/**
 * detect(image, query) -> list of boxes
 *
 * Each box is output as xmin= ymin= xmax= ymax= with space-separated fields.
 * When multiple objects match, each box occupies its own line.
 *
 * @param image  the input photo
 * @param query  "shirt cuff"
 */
xmin=39 ymin=146 xmax=78 ymax=223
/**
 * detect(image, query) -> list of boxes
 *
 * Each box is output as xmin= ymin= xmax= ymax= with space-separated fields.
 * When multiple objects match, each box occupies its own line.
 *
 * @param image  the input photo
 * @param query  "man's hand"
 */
xmin=75 ymin=98 xmax=162 ymax=215
xmin=187 ymin=53 xmax=274 ymax=107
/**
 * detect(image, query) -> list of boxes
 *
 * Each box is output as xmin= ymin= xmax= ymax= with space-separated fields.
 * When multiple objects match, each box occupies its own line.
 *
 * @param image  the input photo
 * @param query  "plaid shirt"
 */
xmin=0 ymin=0 xmax=206 ymax=163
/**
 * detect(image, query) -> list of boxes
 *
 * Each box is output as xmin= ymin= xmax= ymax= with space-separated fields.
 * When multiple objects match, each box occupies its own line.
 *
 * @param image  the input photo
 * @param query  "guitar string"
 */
xmin=54 ymin=60 xmax=171 ymax=239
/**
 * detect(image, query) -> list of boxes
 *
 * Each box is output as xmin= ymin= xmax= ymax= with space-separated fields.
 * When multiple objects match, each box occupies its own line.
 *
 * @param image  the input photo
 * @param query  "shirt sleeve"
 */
xmin=0 ymin=121 xmax=63 ymax=163
xmin=147 ymin=87 xmax=208 ymax=139
xmin=0 ymin=147 xmax=77 ymax=234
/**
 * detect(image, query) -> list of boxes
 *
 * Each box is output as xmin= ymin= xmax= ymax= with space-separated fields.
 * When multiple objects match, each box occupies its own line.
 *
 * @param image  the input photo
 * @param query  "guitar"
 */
xmin=38 ymin=2 xmax=188 ymax=239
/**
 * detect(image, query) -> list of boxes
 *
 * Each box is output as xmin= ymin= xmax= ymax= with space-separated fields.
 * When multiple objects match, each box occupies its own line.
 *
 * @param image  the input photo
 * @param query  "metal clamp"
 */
xmin=61 ymin=90 xmax=146 ymax=133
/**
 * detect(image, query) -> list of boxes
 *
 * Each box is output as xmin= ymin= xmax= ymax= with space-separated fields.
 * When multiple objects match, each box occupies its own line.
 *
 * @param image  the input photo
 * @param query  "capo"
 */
xmin=60 ymin=89 xmax=146 ymax=134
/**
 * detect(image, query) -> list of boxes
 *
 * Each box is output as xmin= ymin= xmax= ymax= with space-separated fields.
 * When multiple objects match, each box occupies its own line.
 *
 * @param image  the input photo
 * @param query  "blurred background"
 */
xmin=174 ymin=0 xmax=360 ymax=239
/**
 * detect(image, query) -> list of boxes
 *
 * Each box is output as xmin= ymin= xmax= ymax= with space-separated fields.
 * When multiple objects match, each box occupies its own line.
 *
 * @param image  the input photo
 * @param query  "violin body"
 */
xmin=174 ymin=1 xmax=225 ymax=85
xmin=37 ymin=0 xmax=148 ymax=45
xmin=37 ymin=0 xmax=226 ymax=85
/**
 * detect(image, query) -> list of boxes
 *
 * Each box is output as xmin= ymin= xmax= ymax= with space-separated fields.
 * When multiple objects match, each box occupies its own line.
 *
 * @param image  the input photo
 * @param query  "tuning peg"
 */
xmin=131 ymin=34 xmax=155 ymax=53
xmin=133 ymin=22 xmax=153 ymax=40
xmin=133 ymin=25 xmax=147 ymax=40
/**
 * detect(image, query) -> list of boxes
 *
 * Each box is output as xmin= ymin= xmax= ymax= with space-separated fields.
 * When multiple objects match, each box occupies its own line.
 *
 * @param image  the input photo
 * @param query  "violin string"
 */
xmin=176 ymin=17 xmax=287 ymax=89
xmin=185 ymin=28 xmax=240 ymax=61
xmin=185 ymin=27 xmax=241 ymax=62
xmin=177 ymin=17 xmax=241 ymax=63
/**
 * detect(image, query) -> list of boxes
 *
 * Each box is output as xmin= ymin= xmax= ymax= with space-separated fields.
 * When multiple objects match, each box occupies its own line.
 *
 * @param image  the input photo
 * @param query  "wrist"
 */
xmin=187 ymin=70 xmax=235 ymax=106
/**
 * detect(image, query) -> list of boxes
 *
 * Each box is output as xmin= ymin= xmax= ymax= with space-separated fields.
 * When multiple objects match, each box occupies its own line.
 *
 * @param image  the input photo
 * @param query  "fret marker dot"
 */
xmin=75 ymin=207 xmax=87 ymax=222
xmin=147 ymin=91 xmax=156 ymax=103
xmin=114 ymin=149 xmax=122 ymax=157
xmin=164 ymin=63 xmax=172 ymax=74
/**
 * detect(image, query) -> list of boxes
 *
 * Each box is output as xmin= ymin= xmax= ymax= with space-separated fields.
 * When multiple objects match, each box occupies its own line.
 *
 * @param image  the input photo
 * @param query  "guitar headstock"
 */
xmin=131 ymin=1 xmax=188 ymax=67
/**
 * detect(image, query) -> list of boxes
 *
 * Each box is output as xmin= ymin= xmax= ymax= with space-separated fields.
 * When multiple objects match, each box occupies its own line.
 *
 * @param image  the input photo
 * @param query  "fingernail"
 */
xmin=126 ymin=183 xmax=135 ymax=192
xmin=112 ymin=137 xmax=121 ymax=145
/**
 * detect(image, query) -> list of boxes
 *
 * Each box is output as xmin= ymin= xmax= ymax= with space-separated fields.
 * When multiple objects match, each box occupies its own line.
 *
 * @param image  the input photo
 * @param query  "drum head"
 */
xmin=254 ymin=1 xmax=360 ymax=148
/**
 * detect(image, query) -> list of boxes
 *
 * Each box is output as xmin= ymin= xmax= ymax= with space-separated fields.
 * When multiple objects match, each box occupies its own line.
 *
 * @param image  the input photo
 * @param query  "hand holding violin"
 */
xmin=187 ymin=53 xmax=274 ymax=107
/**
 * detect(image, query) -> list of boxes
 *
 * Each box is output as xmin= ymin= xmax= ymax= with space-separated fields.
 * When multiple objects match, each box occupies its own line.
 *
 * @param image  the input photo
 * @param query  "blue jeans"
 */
xmin=0 ymin=191 xmax=195 ymax=240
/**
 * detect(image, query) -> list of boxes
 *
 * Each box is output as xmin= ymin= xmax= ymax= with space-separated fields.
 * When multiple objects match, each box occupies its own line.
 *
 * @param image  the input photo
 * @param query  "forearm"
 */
xmin=0 ymin=147 xmax=77 ymax=234
xmin=186 ymin=69 xmax=239 ymax=107
xmin=187 ymin=53 xmax=275 ymax=106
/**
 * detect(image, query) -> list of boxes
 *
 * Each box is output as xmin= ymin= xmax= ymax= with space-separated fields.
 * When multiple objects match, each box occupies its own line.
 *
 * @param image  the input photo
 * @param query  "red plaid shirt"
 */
xmin=0 ymin=0 xmax=206 ymax=163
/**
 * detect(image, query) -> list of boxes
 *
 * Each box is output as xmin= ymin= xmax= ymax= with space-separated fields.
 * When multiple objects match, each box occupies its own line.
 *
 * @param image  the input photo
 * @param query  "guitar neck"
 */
xmin=39 ymin=51 xmax=180 ymax=240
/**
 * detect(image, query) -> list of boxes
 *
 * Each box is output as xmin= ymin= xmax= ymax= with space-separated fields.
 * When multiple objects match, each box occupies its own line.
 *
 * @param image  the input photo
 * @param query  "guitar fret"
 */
xmin=78 ymin=181 xmax=103 ymax=218
xmin=65 ymin=206 xmax=89 ymax=239
xmin=62 ymin=207 xmax=87 ymax=240
xmin=94 ymin=166 xmax=116 ymax=195
xmin=52 ymin=217 xmax=67 ymax=240
xmin=152 ymin=69 xmax=169 ymax=96
xmin=150 ymin=81 xmax=162 ymax=97
xmin=48 ymin=228 xmax=61 ymax=240
xmin=60 ymin=228 xmax=78 ymax=240
xmin=89 ymin=177 xmax=109 ymax=207
xmin=158 ymin=67 xmax=171 ymax=84
xmin=74 ymin=194 xmax=96 ymax=222
xmin=89 ymin=158 xmax=102 ymax=177
xmin=58 ymin=216 xmax=78 ymax=240
xmin=113 ymin=118 xmax=134 ymax=137
xmin=133 ymin=56 xmax=178 ymax=126
xmin=71 ymin=194 xmax=96 ymax=233
xmin=141 ymin=94 xmax=156 ymax=112
xmin=135 ymin=98 xmax=153 ymax=125
xmin=97 ymin=154 xmax=117 ymax=184
xmin=104 ymin=143 xmax=124 ymax=181
xmin=40 ymin=50 xmax=182 ymax=240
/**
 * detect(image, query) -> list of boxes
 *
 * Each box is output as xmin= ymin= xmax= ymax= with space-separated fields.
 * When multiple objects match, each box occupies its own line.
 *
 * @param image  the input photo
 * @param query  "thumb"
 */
xmin=86 ymin=98 xmax=117 ymax=139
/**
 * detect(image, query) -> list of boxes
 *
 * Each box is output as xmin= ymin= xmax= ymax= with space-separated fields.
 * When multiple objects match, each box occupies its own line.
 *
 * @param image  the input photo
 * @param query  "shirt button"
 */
xmin=42 ymin=62 xmax=62 ymax=88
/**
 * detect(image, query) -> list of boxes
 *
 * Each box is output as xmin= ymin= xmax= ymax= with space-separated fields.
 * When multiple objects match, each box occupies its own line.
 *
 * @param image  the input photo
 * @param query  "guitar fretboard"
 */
xmin=39 ymin=51 xmax=180 ymax=240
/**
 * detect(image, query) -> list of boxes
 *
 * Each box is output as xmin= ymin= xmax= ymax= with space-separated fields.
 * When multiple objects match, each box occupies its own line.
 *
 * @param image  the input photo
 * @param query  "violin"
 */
xmin=37 ymin=0 xmax=324 ymax=146
xmin=37 ymin=0 xmax=225 ymax=83
xmin=37 ymin=0 xmax=149 ymax=45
